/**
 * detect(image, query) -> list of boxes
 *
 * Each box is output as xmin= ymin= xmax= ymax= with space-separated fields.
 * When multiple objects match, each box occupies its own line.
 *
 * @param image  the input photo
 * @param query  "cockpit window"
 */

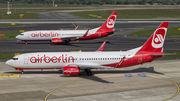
xmin=20 ymin=34 xmax=24 ymax=36
xmin=12 ymin=58 xmax=18 ymax=60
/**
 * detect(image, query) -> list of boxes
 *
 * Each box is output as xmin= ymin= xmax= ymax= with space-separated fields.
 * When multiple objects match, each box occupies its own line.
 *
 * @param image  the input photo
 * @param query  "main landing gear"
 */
xmin=85 ymin=69 xmax=93 ymax=76
xmin=64 ymin=40 xmax=70 ymax=45
xmin=21 ymin=70 xmax=24 ymax=74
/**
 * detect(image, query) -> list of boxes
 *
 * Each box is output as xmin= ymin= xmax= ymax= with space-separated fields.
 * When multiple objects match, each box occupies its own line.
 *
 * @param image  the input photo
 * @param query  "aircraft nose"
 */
xmin=15 ymin=35 xmax=19 ymax=39
xmin=5 ymin=60 xmax=12 ymax=66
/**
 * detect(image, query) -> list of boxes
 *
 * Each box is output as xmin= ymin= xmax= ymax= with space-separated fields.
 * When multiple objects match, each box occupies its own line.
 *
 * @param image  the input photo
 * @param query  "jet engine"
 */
xmin=63 ymin=66 xmax=80 ymax=75
xmin=51 ymin=38 xmax=62 ymax=43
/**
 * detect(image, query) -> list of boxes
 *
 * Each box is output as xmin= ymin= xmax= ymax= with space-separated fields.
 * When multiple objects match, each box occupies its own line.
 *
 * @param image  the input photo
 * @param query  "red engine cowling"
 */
xmin=63 ymin=66 xmax=80 ymax=75
xmin=51 ymin=38 xmax=62 ymax=43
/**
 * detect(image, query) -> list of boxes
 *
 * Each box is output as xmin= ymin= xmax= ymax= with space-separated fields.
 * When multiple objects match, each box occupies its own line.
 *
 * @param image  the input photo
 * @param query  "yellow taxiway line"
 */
xmin=44 ymin=78 xmax=85 ymax=101
xmin=146 ymin=73 xmax=180 ymax=101
xmin=44 ymin=72 xmax=180 ymax=101
xmin=0 ymin=74 xmax=20 ymax=78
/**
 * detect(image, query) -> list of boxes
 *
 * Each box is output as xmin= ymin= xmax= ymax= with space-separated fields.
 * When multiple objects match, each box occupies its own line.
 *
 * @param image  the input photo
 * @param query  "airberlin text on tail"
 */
xmin=97 ymin=11 xmax=117 ymax=32
xmin=138 ymin=22 xmax=169 ymax=53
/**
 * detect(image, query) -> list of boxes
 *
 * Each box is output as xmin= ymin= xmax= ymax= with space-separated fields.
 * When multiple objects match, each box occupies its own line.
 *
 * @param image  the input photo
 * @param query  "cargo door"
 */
xmin=24 ymin=55 xmax=28 ymax=64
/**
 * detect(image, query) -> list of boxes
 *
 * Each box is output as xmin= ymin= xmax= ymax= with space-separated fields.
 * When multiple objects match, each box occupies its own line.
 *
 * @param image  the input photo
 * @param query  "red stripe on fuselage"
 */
xmin=102 ymin=53 xmax=162 ymax=68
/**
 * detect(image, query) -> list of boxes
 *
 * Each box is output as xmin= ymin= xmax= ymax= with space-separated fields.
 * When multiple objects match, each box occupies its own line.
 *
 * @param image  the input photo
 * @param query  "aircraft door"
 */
xmin=24 ymin=55 xmax=28 ymax=64
xmin=27 ymin=33 xmax=30 ymax=38
xmin=138 ymin=54 xmax=142 ymax=63
xmin=98 ymin=32 xmax=101 ymax=37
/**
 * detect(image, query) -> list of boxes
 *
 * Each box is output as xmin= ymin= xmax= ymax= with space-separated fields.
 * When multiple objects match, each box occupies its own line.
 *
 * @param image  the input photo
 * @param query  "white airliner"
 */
xmin=6 ymin=22 xmax=169 ymax=76
xmin=16 ymin=11 xmax=117 ymax=44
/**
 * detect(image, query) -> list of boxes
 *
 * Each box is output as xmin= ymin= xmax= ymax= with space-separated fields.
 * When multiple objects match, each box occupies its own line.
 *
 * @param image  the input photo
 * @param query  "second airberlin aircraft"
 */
xmin=16 ymin=11 xmax=117 ymax=44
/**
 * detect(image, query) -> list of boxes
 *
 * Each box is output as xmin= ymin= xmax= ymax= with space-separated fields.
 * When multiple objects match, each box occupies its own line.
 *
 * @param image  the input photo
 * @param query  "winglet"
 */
xmin=75 ymin=26 xmax=78 ymax=30
xmin=97 ymin=41 xmax=106 ymax=51
xmin=83 ymin=29 xmax=89 ymax=37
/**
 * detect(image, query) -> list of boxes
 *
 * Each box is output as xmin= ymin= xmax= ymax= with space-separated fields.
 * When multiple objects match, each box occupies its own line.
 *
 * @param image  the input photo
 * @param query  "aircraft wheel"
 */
xmin=85 ymin=69 xmax=93 ymax=76
xmin=87 ymin=72 xmax=92 ymax=76
xmin=64 ymin=40 xmax=69 ymax=45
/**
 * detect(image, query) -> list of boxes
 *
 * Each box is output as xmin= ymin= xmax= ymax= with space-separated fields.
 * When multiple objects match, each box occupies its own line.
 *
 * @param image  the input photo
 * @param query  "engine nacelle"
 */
xmin=63 ymin=66 xmax=80 ymax=75
xmin=51 ymin=38 xmax=62 ymax=43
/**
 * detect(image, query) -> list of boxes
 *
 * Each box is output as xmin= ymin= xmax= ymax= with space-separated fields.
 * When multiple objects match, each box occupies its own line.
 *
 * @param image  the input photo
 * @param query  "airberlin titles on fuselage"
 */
xmin=29 ymin=54 xmax=74 ymax=63
xmin=31 ymin=31 xmax=59 ymax=37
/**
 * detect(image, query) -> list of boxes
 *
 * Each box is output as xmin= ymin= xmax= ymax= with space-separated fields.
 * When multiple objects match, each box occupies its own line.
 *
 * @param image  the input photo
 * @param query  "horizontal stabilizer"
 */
xmin=151 ymin=54 xmax=164 ymax=56
xmin=151 ymin=52 xmax=165 ymax=56
xmin=151 ymin=53 xmax=175 ymax=56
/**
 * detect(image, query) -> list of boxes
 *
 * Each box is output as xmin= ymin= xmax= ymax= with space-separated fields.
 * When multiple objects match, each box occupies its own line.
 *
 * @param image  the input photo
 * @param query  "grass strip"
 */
xmin=0 ymin=53 xmax=15 ymax=59
xmin=70 ymin=9 xmax=180 ymax=19
xmin=127 ymin=27 xmax=180 ymax=38
xmin=0 ymin=31 xmax=21 ymax=40
xmin=0 ymin=4 xmax=96 ymax=8
xmin=0 ymin=23 xmax=29 ymax=27
xmin=164 ymin=52 xmax=180 ymax=57
xmin=0 ymin=12 xmax=39 ymax=19
xmin=0 ymin=9 xmax=78 ymax=12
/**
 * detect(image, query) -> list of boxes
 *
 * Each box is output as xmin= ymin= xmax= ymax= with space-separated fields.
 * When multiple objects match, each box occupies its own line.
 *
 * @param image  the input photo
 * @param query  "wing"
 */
xmin=59 ymin=29 xmax=89 ymax=41
xmin=67 ymin=63 xmax=113 ymax=69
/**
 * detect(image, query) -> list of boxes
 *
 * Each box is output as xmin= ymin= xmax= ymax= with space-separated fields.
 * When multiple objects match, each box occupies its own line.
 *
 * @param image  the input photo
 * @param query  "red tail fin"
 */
xmin=96 ymin=11 xmax=117 ymax=32
xmin=137 ymin=22 xmax=169 ymax=53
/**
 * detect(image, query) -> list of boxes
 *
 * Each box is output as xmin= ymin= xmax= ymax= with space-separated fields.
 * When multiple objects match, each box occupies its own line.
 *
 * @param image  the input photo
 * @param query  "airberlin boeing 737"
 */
xmin=6 ymin=22 xmax=169 ymax=76
xmin=15 ymin=11 xmax=117 ymax=44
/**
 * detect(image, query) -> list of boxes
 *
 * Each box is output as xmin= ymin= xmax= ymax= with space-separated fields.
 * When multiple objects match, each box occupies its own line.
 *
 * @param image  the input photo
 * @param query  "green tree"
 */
xmin=124 ymin=1 xmax=129 ymax=5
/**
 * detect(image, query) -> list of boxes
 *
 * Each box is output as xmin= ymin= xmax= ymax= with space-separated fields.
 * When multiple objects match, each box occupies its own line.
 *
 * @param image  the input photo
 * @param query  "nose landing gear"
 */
xmin=15 ymin=68 xmax=24 ymax=74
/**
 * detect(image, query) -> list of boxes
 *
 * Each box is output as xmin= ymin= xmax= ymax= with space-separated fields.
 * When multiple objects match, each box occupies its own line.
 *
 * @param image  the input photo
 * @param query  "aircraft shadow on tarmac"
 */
xmin=61 ymin=75 xmax=114 ymax=83
xmin=93 ymin=67 xmax=163 ymax=75
xmin=4 ymin=67 xmax=163 ymax=83
xmin=4 ymin=67 xmax=162 ymax=75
